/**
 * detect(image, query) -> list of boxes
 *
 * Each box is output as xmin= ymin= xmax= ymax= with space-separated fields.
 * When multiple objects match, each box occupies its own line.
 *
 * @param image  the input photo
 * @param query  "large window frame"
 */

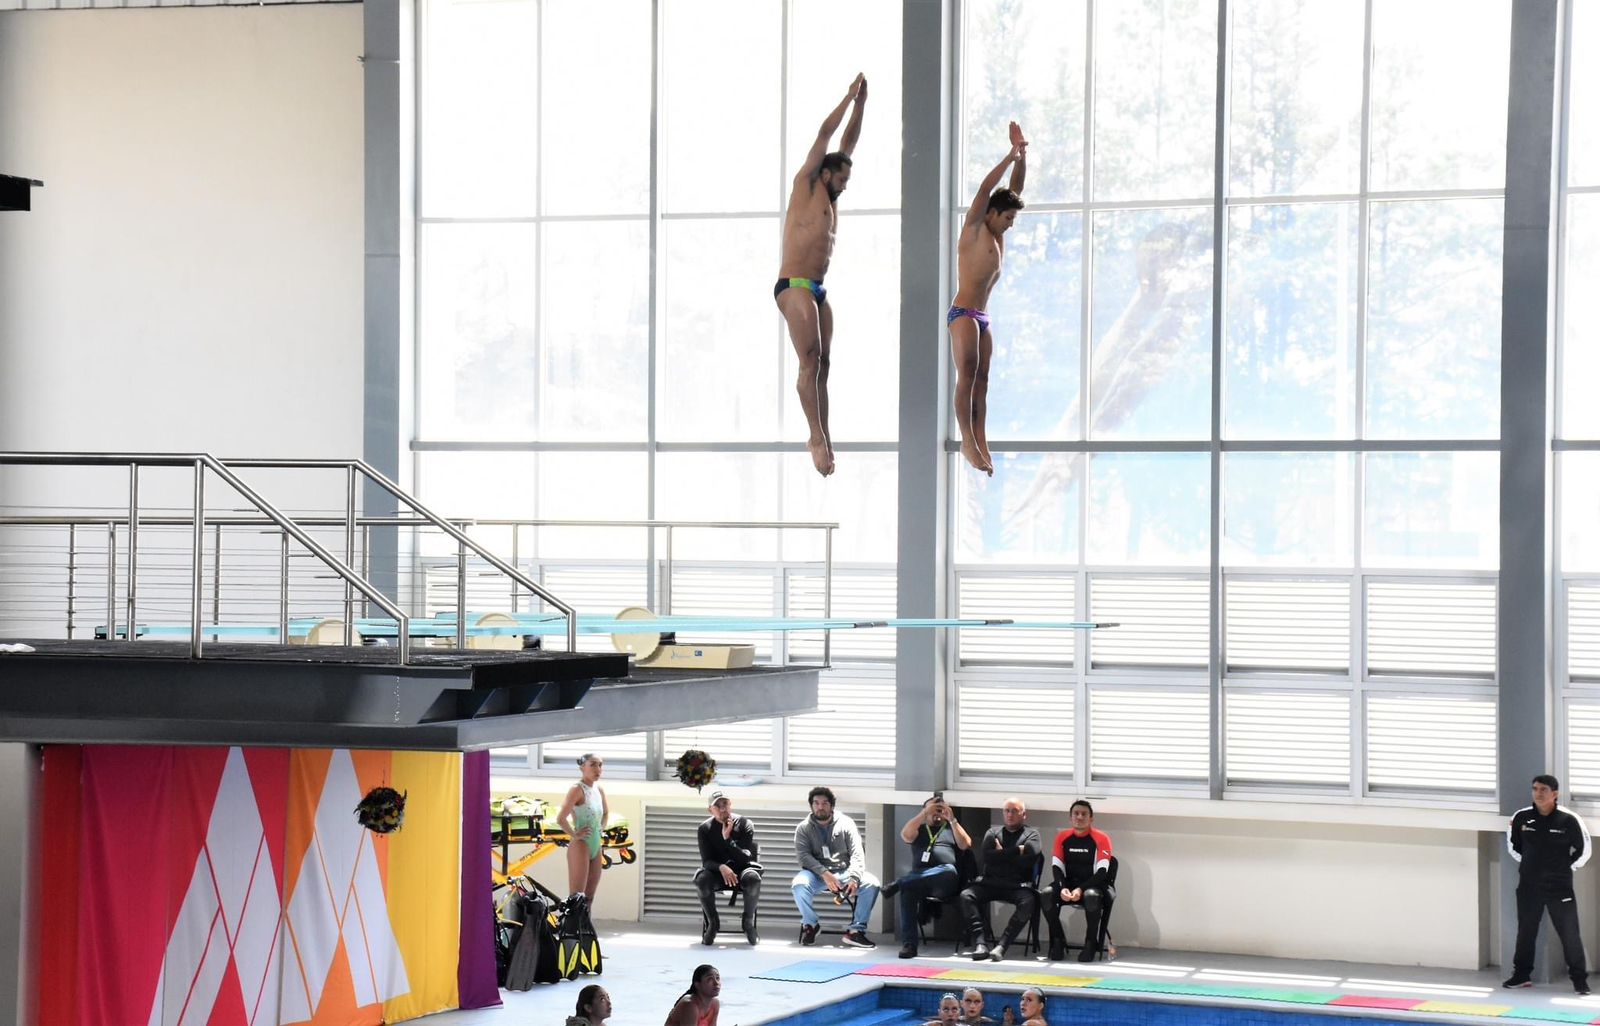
xmin=947 ymin=0 xmax=1507 ymax=806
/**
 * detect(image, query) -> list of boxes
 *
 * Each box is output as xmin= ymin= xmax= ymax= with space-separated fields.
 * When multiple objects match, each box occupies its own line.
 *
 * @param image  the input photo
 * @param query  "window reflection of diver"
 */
xmin=984 ymin=218 xmax=1211 ymax=539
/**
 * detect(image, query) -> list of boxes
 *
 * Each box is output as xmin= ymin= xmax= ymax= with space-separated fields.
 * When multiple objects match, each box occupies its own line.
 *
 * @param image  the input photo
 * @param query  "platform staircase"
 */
xmin=0 ymin=451 xmax=824 ymax=749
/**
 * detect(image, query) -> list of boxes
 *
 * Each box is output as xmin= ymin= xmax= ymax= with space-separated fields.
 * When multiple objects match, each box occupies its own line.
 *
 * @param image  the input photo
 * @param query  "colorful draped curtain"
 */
xmin=36 ymin=745 xmax=498 ymax=1026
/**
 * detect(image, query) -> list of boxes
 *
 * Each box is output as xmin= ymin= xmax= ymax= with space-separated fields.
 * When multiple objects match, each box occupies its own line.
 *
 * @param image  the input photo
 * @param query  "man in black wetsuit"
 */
xmin=958 ymin=797 xmax=1041 ymax=962
xmin=1505 ymin=774 xmax=1592 ymax=994
xmin=693 ymin=789 xmax=763 ymax=945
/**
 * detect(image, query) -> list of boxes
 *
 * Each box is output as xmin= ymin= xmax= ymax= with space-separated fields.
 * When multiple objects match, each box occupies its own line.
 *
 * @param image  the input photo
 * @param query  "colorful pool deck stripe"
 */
xmin=752 ymin=960 xmax=864 ymax=983
xmin=755 ymin=961 xmax=1600 ymax=1023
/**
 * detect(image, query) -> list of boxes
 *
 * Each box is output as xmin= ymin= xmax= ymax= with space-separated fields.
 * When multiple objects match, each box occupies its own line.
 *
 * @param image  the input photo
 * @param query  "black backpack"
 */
xmin=556 ymin=894 xmax=603 ymax=979
xmin=503 ymin=890 xmax=561 ymax=989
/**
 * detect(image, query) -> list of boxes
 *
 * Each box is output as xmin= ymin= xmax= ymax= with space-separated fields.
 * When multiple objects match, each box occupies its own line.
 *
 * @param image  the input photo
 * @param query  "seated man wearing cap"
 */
xmin=693 ymin=789 xmax=763 ymax=945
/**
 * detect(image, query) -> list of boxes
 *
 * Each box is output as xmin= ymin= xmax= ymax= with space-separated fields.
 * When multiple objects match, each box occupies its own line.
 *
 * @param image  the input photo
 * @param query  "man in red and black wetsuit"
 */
xmin=1044 ymin=799 xmax=1114 ymax=962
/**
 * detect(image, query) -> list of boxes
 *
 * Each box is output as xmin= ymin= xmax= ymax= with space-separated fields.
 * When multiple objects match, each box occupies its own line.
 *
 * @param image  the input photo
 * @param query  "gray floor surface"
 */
xmin=415 ymin=919 xmax=1599 ymax=1026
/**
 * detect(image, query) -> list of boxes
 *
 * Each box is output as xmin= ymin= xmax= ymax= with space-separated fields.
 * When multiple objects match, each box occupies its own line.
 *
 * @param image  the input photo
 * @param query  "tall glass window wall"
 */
xmin=416 ymin=0 xmax=1554 ymax=802
xmin=418 ymin=0 xmax=902 ymax=779
xmin=1560 ymin=0 xmax=1600 ymax=801
xmin=953 ymin=0 xmax=1505 ymax=800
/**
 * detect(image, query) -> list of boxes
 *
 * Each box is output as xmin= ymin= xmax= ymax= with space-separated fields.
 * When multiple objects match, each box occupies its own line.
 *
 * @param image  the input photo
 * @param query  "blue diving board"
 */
xmin=97 ymin=614 xmax=1115 ymax=642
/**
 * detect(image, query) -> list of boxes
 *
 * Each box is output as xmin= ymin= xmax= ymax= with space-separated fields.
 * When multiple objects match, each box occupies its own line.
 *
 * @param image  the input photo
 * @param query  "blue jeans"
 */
xmin=791 ymin=869 xmax=880 ymax=932
xmin=891 ymin=863 xmax=960 ymax=943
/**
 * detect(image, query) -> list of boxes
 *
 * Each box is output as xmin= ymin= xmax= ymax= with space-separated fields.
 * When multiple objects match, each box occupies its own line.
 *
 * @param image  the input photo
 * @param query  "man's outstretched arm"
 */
xmin=797 ymin=74 xmax=865 ymax=182
xmin=839 ymin=74 xmax=867 ymax=156
xmin=1007 ymin=120 xmax=1027 ymax=195
xmin=965 ymin=144 xmax=1022 ymax=227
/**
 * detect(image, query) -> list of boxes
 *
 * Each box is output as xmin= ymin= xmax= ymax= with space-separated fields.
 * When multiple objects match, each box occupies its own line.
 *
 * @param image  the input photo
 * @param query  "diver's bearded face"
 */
xmin=822 ymin=166 xmax=850 ymax=202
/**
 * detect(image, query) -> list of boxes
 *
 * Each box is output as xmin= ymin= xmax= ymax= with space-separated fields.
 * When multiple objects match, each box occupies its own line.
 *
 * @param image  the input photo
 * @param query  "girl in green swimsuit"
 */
xmin=557 ymin=753 xmax=608 ymax=902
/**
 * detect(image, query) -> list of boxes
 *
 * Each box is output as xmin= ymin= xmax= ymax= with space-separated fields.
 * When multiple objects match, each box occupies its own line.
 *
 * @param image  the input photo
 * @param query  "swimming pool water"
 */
xmin=759 ymin=984 xmax=1430 ymax=1026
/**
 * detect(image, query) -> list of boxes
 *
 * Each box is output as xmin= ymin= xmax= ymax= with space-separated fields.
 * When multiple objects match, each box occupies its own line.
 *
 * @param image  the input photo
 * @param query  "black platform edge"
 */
xmin=0 ymin=640 xmax=820 ymax=751
xmin=0 ymin=638 xmax=629 ymax=688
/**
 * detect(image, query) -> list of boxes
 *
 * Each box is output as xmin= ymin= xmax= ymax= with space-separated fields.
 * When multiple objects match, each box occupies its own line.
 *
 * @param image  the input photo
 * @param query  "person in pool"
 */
xmin=1018 ymin=988 xmax=1048 ymax=1026
xmin=556 ymin=752 xmax=610 ymax=903
xmin=566 ymin=984 xmax=612 ymax=1026
xmin=664 ymin=964 xmax=722 ymax=1026
xmin=960 ymin=988 xmax=995 ymax=1025
xmin=923 ymin=993 xmax=962 ymax=1025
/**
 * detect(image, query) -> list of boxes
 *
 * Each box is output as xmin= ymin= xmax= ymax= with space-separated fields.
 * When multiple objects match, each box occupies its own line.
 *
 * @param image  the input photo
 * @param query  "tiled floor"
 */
xmin=416 ymin=920 xmax=1600 ymax=1026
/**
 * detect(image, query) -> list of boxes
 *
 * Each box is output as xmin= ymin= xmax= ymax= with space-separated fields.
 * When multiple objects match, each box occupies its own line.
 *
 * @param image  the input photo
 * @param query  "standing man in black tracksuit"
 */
xmin=1505 ymin=774 xmax=1593 ymax=994
xmin=693 ymin=789 xmax=763 ymax=946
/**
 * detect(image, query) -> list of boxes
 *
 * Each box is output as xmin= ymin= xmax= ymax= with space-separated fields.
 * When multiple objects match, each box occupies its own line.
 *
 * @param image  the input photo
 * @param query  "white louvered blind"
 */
xmin=786 ymin=571 xmax=897 ymax=661
xmin=1367 ymin=695 xmax=1495 ymax=792
xmin=662 ymin=721 xmax=775 ymax=771
xmin=786 ymin=665 xmax=895 ymax=771
xmin=957 ymin=574 xmax=1076 ymax=665
xmin=540 ymin=734 xmax=649 ymax=767
xmin=538 ymin=564 xmax=651 ymax=652
xmin=1224 ymin=690 xmax=1350 ymax=786
xmin=1225 ymin=578 xmax=1350 ymax=672
xmin=1088 ymin=687 xmax=1209 ymax=780
xmin=640 ymin=804 xmax=872 ymax=931
xmin=666 ymin=566 xmax=779 ymax=659
xmin=1089 ymin=576 xmax=1208 ymax=668
xmin=1366 ymin=581 xmax=1496 ymax=677
xmin=956 ymin=679 xmax=1073 ymax=777
xmin=1568 ymin=702 xmax=1600 ymax=797
xmin=1568 ymin=584 xmax=1600 ymax=679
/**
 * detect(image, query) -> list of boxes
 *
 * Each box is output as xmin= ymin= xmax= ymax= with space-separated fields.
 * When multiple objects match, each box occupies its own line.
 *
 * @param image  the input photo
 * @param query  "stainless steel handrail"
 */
xmin=0 ymin=499 xmax=843 ymax=665
xmin=0 ymin=515 xmax=843 ymax=530
xmin=222 ymin=458 xmax=582 ymax=652
xmin=0 ymin=452 xmax=412 ymax=661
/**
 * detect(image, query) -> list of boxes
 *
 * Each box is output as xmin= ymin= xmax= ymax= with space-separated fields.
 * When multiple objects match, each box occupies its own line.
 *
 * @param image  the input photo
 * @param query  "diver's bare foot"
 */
xmin=961 ymin=438 xmax=990 ymax=474
xmin=809 ymin=438 xmax=835 ymax=477
xmin=966 ymin=438 xmax=992 ymax=473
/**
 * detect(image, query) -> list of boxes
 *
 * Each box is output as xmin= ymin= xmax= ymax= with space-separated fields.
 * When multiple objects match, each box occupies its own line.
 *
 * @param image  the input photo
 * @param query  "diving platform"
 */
xmin=0 ymin=639 xmax=821 ymax=751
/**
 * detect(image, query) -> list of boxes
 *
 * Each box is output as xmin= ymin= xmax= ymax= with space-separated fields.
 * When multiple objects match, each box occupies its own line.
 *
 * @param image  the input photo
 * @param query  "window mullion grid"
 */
xmin=1350 ymin=0 xmax=1374 ymax=799
xmin=1557 ymin=570 xmax=1571 ymax=788
xmin=1353 ymin=0 xmax=1374 ymax=443
xmin=775 ymin=0 xmax=792 ymax=447
xmin=645 ymin=0 xmax=662 ymax=615
xmin=1555 ymin=0 xmax=1576 ymax=790
xmin=1554 ymin=0 xmax=1575 ymax=445
xmin=1079 ymin=0 xmax=1096 ymax=444
xmin=1075 ymin=569 xmax=1090 ymax=786
xmin=1207 ymin=0 xmax=1231 ymax=801
xmin=1350 ymin=571 xmax=1367 ymax=799
xmin=532 ymin=1 xmax=545 ymax=444
xmin=1077 ymin=0 xmax=1093 ymax=771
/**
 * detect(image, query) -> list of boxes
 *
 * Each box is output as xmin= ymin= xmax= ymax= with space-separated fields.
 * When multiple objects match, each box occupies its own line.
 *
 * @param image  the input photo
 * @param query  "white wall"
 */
xmin=1028 ymin=809 xmax=1486 ymax=969
xmin=517 ymin=779 xmax=1600 ymax=972
xmin=0 ymin=4 xmax=364 ymax=483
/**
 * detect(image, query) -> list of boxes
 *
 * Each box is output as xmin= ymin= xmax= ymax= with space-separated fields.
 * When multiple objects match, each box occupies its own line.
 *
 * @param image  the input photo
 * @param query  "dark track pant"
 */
xmin=958 ymin=880 xmax=1037 ymax=949
xmin=891 ymin=863 xmax=960 ymax=943
xmin=693 ymin=867 xmax=762 ymax=936
xmin=1045 ymin=885 xmax=1110 ymax=955
xmin=1514 ymin=887 xmax=1589 ymax=985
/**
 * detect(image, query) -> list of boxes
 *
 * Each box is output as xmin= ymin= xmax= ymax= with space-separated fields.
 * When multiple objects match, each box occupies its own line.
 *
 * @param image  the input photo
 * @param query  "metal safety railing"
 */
xmin=0 ymin=452 xmax=415 ymax=660
xmin=0 ymin=452 xmax=841 ymax=665
xmin=221 ymin=458 xmax=578 ymax=652
xmin=461 ymin=518 xmax=839 ymax=663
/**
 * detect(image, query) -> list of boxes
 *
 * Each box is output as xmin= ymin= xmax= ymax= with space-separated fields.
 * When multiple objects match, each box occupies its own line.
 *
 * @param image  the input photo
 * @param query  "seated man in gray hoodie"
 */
xmin=792 ymin=785 xmax=881 ymax=947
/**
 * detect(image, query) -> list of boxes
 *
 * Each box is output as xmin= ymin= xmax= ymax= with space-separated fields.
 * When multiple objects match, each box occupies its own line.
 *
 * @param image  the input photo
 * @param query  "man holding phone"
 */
xmin=882 ymin=793 xmax=972 ymax=958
